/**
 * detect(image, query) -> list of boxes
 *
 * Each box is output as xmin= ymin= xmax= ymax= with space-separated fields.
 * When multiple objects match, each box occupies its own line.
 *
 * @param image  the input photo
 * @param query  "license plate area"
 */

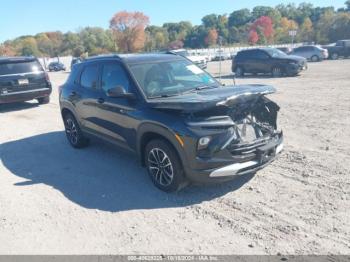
xmin=18 ymin=79 xmax=29 ymax=85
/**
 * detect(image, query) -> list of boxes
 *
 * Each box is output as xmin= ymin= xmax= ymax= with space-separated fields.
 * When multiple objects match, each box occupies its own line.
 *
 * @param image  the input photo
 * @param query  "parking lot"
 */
xmin=0 ymin=59 xmax=349 ymax=254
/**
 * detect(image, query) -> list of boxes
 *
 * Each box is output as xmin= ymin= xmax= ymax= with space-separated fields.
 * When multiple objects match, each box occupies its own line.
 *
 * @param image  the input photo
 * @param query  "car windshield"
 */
xmin=264 ymin=48 xmax=288 ymax=58
xmin=129 ymin=59 xmax=219 ymax=98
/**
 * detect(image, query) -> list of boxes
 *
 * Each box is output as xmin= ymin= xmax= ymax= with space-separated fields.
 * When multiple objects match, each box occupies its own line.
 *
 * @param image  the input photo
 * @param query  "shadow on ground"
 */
xmin=0 ymin=101 xmax=39 ymax=113
xmin=1 ymin=131 xmax=254 ymax=212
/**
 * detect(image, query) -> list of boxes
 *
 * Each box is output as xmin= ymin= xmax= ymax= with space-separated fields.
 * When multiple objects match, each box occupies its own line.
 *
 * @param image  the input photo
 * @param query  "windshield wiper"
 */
xmin=195 ymin=85 xmax=218 ymax=91
xmin=181 ymin=85 xmax=218 ymax=94
xmin=148 ymin=94 xmax=179 ymax=99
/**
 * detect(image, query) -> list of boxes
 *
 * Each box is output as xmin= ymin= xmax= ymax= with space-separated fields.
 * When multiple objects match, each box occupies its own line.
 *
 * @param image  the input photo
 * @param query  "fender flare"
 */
xmin=136 ymin=122 xmax=187 ymax=168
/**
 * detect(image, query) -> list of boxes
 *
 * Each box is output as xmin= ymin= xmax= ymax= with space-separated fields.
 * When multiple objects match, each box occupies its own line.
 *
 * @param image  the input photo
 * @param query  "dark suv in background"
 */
xmin=232 ymin=48 xmax=307 ymax=77
xmin=48 ymin=62 xmax=66 ymax=72
xmin=60 ymin=53 xmax=283 ymax=192
xmin=0 ymin=57 xmax=52 ymax=105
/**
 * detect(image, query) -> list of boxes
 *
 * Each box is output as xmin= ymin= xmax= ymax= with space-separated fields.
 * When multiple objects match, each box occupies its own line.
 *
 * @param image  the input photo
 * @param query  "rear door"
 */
xmin=253 ymin=50 xmax=271 ymax=73
xmin=242 ymin=51 xmax=258 ymax=73
xmin=73 ymin=63 xmax=103 ymax=133
xmin=0 ymin=59 xmax=48 ymax=95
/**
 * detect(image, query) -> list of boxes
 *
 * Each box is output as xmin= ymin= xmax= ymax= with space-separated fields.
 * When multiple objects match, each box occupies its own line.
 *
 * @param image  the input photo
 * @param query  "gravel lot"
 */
xmin=0 ymin=59 xmax=349 ymax=255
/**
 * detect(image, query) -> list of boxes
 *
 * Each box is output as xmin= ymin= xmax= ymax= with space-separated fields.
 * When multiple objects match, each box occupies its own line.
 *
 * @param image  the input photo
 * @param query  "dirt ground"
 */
xmin=0 ymin=59 xmax=349 ymax=255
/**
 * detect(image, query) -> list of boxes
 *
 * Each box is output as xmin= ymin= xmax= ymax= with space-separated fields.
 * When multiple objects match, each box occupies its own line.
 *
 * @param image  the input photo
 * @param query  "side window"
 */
xmin=101 ymin=63 xmax=130 ymax=93
xmin=255 ymin=51 xmax=269 ymax=59
xmin=306 ymin=47 xmax=313 ymax=51
xmin=80 ymin=65 xmax=99 ymax=89
xmin=240 ymin=51 xmax=252 ymax=59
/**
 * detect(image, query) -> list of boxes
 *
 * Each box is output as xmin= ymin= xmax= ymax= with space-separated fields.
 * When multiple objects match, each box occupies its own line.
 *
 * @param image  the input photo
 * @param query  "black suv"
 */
xmin=232 ymin=48 xmax=307 ymax=77
xmin=0 ymin=57 xmax=52 ymax=104
xmin=59 ymin=53 xmax=283 ymax=192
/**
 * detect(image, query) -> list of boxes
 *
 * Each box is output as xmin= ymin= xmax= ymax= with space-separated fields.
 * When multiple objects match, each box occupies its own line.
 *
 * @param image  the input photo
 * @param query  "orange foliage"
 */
xmin=205 ymin=29 xmax=218 ymax=46
xmin=110 ymin=11 xmax=150 ymax=53
xmin=0 ymin=44 xmax=16 ymax=56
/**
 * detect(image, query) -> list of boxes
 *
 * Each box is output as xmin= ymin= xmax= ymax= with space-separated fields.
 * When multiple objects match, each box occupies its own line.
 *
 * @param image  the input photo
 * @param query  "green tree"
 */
xmin=299 ymin=17 xmax=314 ymax=42
xmin=328 ymin=12 xmax=350 ymax=41
xmin=228 ymin=9 xmax=251 ymax=27
xmin=19 ymin=37 xmax=41 ymax=56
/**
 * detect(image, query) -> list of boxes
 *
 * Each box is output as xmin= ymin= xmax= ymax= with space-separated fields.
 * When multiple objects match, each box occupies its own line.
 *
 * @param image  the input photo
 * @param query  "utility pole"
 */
xmin=218 ymin=36 xmax=223 ymax=83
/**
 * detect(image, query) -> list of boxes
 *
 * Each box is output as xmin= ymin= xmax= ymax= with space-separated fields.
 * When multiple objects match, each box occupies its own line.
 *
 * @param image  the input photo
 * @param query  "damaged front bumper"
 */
xmin=184 ymin=132 xmax=283 ymax=183
xmin=209 ymin=135 xmax=283 ymax=178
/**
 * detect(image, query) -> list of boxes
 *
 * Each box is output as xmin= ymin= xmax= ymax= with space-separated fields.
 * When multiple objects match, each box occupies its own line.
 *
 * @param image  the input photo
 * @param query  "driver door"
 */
xmin=94 ymin=61 xmax=137 ymax=149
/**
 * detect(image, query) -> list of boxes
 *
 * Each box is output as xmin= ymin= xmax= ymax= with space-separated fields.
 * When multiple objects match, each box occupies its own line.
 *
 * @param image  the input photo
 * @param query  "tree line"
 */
xmin=1 ymin=1 xmax=350 ymax=57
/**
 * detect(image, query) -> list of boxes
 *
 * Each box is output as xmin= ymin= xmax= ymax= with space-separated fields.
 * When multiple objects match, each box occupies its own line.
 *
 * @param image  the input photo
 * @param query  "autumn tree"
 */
xmin=205 ymin=29 xmax=218 ymax=46
xmin=328 ymin=12 xmax=350 ymax=42
xmin=275 ymin=17 xmax=298 ymax=43
xmin=0 ymin=44 xmax=16 ymax=56
xmin=249 ymin=16 xmax=274 ymax=44
xmin=110 ymin=11 xmax=149 ymax=53
xmin=248 ymin=30 xmax=259 ymax=44
xmin=299 ymin=18 xmax=313 ymax=42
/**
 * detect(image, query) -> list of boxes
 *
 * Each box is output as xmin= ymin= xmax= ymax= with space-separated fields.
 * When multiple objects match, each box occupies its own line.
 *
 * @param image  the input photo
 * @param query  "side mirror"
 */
xmin=107 ymin=86 xmax=135 ymax=99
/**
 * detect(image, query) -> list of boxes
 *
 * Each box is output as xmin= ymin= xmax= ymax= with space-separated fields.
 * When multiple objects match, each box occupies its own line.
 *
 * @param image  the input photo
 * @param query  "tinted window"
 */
xmin=0 ymin=60 xmax=43 ymax=76
xmin=295 ymin=47 xmax=305 ymax=52
xmin=80 ymin=65 xmax=99 ymax=89
xmin=238 ymin=51 xmax=253 ymax=59
xmin=101 ymin=63 xmax=130 ymax=92
xmin=255 ymin=50 xmax=269 ymax=59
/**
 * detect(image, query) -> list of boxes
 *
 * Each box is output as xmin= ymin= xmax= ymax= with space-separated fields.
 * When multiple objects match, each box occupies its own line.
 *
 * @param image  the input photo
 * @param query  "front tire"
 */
xmin=145 ymin=139 xmax=187 ymax=192
xmin=311 ymin=55 xmax=319 ymax=62
xmin=331 ymin=53 xmax=339 ymax=60
xmin=63 ymin=113 xmax=89 ymax=148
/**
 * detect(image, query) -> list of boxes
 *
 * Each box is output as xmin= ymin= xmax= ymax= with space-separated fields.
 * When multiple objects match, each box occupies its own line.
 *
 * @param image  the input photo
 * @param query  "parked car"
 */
xmin=170 ymin=49 xmax=207 ymax=69
xmin=290 ymin=45 xmax=328 ymax=62
xmin=232 ymin=48 xmax=307 ymax=77
xmin=323 ymin=40 xmax=350 ymax=60
xmin=59 ymin=53 xmax=283 ymax=192
xmin=0 ymin=57 xmax=51 ymax=105
xmin=48 ymin=62 xmax=66 ymax=72
xmin=71 ymin=57 xmax=82 ymax=69
xmin=212 ymin=50 xmax=231 ymax=61
xmin=277 ymin=47 xmax=292 ymax=54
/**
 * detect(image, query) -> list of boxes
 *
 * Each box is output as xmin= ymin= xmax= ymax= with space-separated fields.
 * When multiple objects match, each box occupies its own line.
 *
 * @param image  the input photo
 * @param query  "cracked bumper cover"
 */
xmin=184 ymin=133 xmax=283 ymax=183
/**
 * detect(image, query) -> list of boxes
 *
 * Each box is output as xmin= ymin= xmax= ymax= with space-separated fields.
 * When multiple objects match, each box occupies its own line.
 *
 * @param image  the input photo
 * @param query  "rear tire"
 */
xmin=37 ymin=96 xmax=50 ymax=104
xmin=145 ymin=139 xmax=187 ymax=192
xmin=63 ymin=113 xmax=89 ymax=149
xmin=235 ymin=66 xmax=244 ymax=77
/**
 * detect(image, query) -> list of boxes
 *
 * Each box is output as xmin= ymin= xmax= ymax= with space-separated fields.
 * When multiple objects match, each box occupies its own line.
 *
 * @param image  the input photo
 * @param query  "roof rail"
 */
xmin=85 ymin=54 xmax=121 ymax=61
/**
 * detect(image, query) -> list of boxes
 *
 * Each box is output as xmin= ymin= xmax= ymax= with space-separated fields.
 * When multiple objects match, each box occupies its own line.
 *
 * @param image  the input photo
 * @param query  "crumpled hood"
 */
xmin=148 ymin=84 xmax=276 ymax=113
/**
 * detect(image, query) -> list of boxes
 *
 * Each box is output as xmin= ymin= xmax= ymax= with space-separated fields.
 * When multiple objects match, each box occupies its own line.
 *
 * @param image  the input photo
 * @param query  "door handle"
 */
xmin=97 ymin=98 xmax=105 ymax=104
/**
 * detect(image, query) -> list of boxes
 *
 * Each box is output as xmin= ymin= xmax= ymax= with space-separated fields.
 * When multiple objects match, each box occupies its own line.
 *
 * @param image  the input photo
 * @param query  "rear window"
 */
xmin=0 ymin=60 xmax=43 ymax=76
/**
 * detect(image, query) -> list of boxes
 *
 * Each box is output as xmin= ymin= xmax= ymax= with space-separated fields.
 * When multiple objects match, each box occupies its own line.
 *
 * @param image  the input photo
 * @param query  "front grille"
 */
xmin=228 ymin=137 xmax=271 ymax=156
